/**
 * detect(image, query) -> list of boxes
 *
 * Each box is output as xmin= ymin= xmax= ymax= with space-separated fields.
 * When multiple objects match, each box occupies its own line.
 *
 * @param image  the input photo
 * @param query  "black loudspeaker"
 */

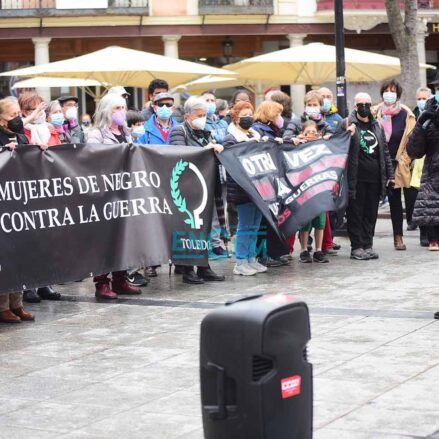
xmin=200 ymin=294 xmax=312 ymax=439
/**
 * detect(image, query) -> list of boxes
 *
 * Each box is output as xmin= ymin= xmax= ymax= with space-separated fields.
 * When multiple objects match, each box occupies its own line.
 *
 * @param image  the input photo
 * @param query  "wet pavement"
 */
xmin=0 ymin=218 xmax=438 ymax=439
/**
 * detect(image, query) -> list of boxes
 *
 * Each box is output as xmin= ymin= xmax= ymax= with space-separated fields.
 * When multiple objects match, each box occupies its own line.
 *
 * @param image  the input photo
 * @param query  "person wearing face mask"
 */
xmin=318 ymin=87 xmax=343 ymax=132
xmin=0 ymin=96 xmax=28 ymax=146
xmin=375 ymin=79 xmax=416 ymax=251
xmin=138 ymin=93 xmax=177 ymax=147
xmin=223 ymin=101 xmax=266 ymax=276
xmin=407 ymin=74 xmax=439 ymax=264
xmin=269 ymin=91 xmax=294 ymax=135
xmin=341 ymin=92 xmax=394 ymax=260
xmin=201 ymin=91 xmax=229 ymax=144
xmin=169 ymin=96 xmax=225 ymax=285
xmin=126 ymin=110 xmax=146 ymax=143
xmin=87 ymin=94 xmax=143 ymax=300
xmin=283 ymin=90 xmax=333 ymax=142
xmin=58 ymin=95 xmax=85 ymax=144
xmin=81 ymin=113 xmax=92 ymax=136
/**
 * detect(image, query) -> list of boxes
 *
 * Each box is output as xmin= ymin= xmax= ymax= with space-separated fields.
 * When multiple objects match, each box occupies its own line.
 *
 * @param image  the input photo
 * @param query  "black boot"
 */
xmin=37 ymin=286 xmax=61 ymax=301
xmin=23 ymin=289 xmax=41 ymax=303
xmin=197 ymin=266 xmax=225 ymax=282
xmin=182 ymin=266 xmax=205 ymax=284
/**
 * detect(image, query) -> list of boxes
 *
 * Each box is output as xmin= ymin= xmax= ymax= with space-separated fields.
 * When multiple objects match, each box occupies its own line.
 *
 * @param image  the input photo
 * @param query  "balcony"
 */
xmin=0 ymin=0 xmax=149 ymax=16
xmin=199 ymin=0 xmax=274 ymax=15
xmin=317 ymin=0 xmax=437 ymax=10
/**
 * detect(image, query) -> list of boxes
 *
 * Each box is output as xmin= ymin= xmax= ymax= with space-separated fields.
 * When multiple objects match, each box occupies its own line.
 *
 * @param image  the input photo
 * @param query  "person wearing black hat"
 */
xmin=58 ymin=95 xmax=85 ymax=144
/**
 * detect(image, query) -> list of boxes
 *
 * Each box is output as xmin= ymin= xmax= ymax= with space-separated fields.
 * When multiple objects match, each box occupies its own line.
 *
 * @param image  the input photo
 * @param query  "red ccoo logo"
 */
xmin=281 ymin=375 xmax=301 ymax=399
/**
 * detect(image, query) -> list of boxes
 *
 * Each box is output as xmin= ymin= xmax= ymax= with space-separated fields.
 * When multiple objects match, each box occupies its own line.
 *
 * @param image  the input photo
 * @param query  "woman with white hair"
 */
xmin=87 ymin=93 xmax=142 ymax=300
xmin=170 ymin=96 xmax=225 ymax=285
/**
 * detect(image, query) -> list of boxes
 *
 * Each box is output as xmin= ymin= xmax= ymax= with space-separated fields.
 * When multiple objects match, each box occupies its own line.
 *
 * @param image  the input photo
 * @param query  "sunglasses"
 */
xmin=156 ymin=102 xmax=173 ymax=108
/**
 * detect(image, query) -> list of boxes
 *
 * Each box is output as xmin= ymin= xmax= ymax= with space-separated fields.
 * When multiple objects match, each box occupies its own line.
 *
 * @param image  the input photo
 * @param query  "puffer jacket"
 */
xmin=169 ymin=121 xmax=212 ymax=147
xmin=345 ymin=111 xmax=394 ymax=200
xmin=406 ymin=98 xmax=439 ymax=226
xmin=86 ymin=126 xmax=132 ymax=145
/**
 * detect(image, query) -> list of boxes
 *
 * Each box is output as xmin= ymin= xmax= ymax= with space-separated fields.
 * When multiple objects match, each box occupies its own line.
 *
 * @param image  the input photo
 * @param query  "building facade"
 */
xmin=0 ymin=0 xmax=438 ymax=112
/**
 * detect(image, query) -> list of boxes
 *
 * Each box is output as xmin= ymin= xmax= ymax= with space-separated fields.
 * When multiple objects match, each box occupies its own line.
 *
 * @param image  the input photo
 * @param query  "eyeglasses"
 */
xmin=156 ymin=102 xmax=173 ymax=108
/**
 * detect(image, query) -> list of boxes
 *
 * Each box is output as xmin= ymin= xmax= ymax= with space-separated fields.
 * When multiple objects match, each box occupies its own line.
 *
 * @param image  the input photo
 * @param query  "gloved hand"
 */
xmin=418 ymin=110 xmax=436 ymax=126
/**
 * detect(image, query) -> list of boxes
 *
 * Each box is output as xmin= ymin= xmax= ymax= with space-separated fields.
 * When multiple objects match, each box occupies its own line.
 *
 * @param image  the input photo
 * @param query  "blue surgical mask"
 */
xmin=50 ymin=113 xmax=65 ymax=127
xmin=417 ymin=100 xmax=426 ymax=112
xmin=322 ymin=98 xmax=331 ymax=113
xmin=383 ymin=91 xmax=397 ymax=105
xmin=435 ymin=91 xmax=439 ymax=103
xmin=207 ymin=103 xmax=216 ymax=116
xmin=156 ymin=105 xmax=173 ymax=121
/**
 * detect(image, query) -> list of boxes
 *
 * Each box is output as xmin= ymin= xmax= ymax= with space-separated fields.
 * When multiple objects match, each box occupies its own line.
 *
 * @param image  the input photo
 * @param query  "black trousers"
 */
xmin=388 ymin=186 xmax=418 ymax=236
xmin=346 ymin=181 xmax=381 ymax=250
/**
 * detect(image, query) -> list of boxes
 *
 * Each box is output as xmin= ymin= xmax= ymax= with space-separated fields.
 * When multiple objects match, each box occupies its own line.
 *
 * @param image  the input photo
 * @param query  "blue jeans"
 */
xmin=235 ymin=202 xmax=262 ymax=263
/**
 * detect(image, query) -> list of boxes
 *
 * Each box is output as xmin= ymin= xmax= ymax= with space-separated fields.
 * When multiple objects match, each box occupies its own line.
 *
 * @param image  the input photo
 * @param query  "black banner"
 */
xmin=219 ymin=132 xmax=351 ymax=240
xmin=0 ymin=143 xmax=216 ymax=294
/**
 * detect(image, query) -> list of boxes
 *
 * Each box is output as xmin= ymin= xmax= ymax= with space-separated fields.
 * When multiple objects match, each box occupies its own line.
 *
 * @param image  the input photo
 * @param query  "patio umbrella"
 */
xmin=0 ymin=46 xmax=236 ymax=88
xmin=173 ymin=75 xmax=256 ymax=94
xmin=11 ymin=77 xmax=103 ymax=89
xmin=225 ymin=43 xmax=435 ymax=84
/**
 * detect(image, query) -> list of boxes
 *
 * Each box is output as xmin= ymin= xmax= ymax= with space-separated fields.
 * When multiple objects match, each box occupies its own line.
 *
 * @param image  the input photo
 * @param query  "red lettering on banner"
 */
xmin=254 ymin=181 xmax=275 ymax=200
xmin=277 ymin=208 xmax=292 ymax=225
xmin=288 ymin=155 xmax=346 ymax=187
xmin=296 ymin=181 xmax=335 ymax=205
xmin=281 ymin=375 xmax=302 ymax=399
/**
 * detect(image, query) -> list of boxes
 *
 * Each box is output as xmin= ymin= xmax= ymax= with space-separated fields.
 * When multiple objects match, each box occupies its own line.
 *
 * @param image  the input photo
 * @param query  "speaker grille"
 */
xmin=252 ymin=355 xmax=274 ymax=381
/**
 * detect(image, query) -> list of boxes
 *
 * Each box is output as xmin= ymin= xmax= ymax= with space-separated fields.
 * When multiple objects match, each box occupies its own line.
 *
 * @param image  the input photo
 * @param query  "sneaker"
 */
xmin=127 ymin=271 xmax=149 ymax=287
xmin=332 ymin=243 xmax=341 ymax=251
xmin=364 ymin=248 xmax=379 ymax=259
xmin=350 ymin=248 xmax=370 ymax=260
xmin=279 ymin=255 xmax=291 ymax=265
xmin=248 ymin=261 xmax=268 ymax=273
xmin=323 ymin=248 xmax=338 ymax=256
xmin=407 ymin=222 xmax=418 ymax=231
xmin=258 ymin=257 xmax=283 ymax=268
xmin=209 ymin=247 xmax=228 ymax=260
xmin=233 ymin=263 xmax=257 ymax=276
xmin=313 ymin=251 xmax=329 ymax=263
xmin=299 ymin=250 xmax=312 ymax=263
xmin=429 ymin=241 xmax=439 ymax=251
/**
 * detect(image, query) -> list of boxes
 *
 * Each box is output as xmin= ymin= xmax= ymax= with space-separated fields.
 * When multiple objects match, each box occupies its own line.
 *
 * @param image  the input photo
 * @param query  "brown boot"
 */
xmin=11 ymin=306 xmax=35 ymax=321
xmin=112 ymin=279 xmax=141 ymax=295
xmin=0 ymin=309 xmax=21 ymax=323
xmin=394 ymin=235 xmax=407 ymax=251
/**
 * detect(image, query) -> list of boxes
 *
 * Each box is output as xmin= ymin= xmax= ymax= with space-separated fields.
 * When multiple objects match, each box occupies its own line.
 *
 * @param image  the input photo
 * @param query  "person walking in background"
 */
xmin=375 ymin=79 xmax=416 ymax=251
xmin=223 ymin=101 xmax=267 ymax=276
xmin=58 ymin=95 xmax=85 ymax=144
xmin=344 ymin=92 xmax=394 ymax=261
xmin=87 ymin=93 xmax=143 ymax=300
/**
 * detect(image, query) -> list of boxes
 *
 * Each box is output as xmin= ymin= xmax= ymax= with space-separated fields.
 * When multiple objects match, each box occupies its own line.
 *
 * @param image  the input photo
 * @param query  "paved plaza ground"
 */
xmin=0 ymin=218 xmax=439 ymax=439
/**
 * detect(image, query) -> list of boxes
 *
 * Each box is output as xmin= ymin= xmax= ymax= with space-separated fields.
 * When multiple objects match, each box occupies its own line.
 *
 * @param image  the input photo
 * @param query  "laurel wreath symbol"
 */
xmin=170 ymin=159 xmax=195 ymax=229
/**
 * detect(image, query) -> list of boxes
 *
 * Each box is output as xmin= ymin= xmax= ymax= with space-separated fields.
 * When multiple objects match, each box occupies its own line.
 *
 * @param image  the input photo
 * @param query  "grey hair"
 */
xmin=416 ymin=87 xmax=432 ymax=96
xmin=93 ymin=93 xmax=126 ymax=130
xmin=184 ymin=96 xmax=207 ymax=115
xmin=46 ymin=100 xmax=62 ymax=116
xmin=0 ymin=96 xmax=18 ymax=117
xmin=354 ymin=92 xmax=372 ymax=105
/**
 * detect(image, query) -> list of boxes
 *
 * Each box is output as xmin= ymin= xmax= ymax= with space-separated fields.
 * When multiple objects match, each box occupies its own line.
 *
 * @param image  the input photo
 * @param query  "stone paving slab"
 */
xmin=0 ymin=219 xmax=439 ymax=438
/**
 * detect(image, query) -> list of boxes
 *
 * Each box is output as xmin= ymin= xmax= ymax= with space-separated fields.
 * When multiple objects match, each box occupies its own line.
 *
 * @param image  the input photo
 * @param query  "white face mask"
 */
xmin=191 ymin=116 xmax=207 ymax=130
xmin=383 ymin=91 xmax=397 ymax=105
xmin=305 ymin=106 xmax=321 ymax=119
xmin=132 ymin=126 xmax=145 ymax=137
xmin=65 ymin=107 xmax=78 ymax=121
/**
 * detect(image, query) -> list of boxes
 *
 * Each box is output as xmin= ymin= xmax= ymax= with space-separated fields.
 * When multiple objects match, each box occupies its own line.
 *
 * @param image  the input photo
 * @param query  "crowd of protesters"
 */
xmin=1 ymin=73 xmax=439 ymax=322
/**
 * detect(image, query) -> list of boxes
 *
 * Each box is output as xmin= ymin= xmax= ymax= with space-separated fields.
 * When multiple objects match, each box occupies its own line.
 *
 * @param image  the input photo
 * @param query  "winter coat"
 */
xmin=24 ymin=124 xmax=62 ymax=147
xmin=138 ymin=115 xmax=177 ymax=145
xmin=375 ymin=103 xmax=416 ymax=188
xmin=86 ymin=126 xmax=133 ymax=145
xmin=205 ymin=115 xmax=228 ymax=144
xmin=63 ymin=122 xmax=85 ymax=144
xmin=283 ymin=114 xmax=333 ymax=141
xmin=345 ymin=111 xmax=394 ymax=200
xmin=406 ymin=98 xmax=439 ymax=226
xmin=251 ymin=121 xmax=280 ymax=141
xmin=0 ymin=128 xmax=28 ymax=146
xmin=223 ymin=124 xmax=261 ymax=205
xmin=169 ymin=121 xmax=213 ymax=147
xmin=323 ymin=105 xmax=343 ymax=131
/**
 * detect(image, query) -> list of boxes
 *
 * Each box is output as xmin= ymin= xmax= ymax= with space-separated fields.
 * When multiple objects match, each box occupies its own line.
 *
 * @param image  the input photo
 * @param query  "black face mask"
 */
xmin=357 ymin=104 xmax=372 ymax=119
xmin=239 ymin=116 xmax=254 ymax=130
xmin=7 ymin=116 xmax=24 ymax=133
